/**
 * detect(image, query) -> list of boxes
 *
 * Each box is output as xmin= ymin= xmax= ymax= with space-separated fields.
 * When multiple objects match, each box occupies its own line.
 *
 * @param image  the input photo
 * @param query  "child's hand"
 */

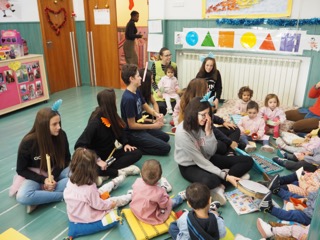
xmin=157 ymin=91 xmax=163 ymax=98
xmin=44 ymin=178 xmax=57 ymax=191
xmin=97 ymin=159 xmax=108 ymax=170
xmin=304 ymin=151 xmax=312 ymax=156
xmin=153 ymin=120 xmax=164 ymax=129
xmin=294 ymin=204 xmax=305 ymax=211
xmin=110 ymin=201 xmax=117 ymax=209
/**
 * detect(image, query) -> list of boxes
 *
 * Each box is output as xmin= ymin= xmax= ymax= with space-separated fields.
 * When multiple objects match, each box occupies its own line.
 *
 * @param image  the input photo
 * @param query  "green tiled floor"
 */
xmin=0 ymin=86 xmax=301 ymax=240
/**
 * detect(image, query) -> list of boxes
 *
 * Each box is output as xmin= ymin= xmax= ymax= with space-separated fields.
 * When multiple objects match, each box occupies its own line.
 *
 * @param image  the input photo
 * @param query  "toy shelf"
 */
xmin=0 ymin=54 xmax=49 ymax=116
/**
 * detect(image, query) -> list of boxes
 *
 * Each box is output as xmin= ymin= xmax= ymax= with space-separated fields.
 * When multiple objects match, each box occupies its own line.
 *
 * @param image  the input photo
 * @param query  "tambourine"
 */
xmin=237 ymin=179 xmax=270 ymax=199
xmin=251 ymin=133 xmax=258 ymax=140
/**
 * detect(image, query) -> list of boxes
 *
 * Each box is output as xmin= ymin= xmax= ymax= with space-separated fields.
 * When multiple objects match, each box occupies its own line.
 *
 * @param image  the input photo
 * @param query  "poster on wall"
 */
xmin=203 ymin=0 xmax=293 ymax=19
xmin=183 ymin=28 xmax=307 ymax=55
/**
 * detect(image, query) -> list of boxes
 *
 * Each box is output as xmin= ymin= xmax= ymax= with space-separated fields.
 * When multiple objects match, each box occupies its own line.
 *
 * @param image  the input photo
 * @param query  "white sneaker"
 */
xmin=210 ymin=186 xmax=227 ymax=205
xmin=96 ymin=176 xmax=109 ymax=187
xmin=245 ymin=145 xmax=256 ymax=153
xmin=119 ymin=165 xmax=140 ymax=176
xmin=158 ymin=177 xmax=172 ymax=192
xmin=241 ymin=173 xmax=250 ymax=180
xmin=178 ymin=190 xmax=187 ymax=200
xmin=234 ymin=234 xmax=252 ymax=240
xmin=98 ymin=175 xmax=126 ymax=193
xmin=109 ymin=193 xmax=132 ymax=207
xmin=256 ymin=218 xmax=274 ymax=238
xmin=26 ymin=205 xmax=38 ymax=214
xmin=261 ymin=145 xmax=275 ymax=153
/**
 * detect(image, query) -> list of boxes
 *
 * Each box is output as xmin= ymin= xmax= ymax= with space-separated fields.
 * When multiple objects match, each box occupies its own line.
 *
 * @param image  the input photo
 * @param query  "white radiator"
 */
xmin=176 ymin=52 xmax=301 ymax=106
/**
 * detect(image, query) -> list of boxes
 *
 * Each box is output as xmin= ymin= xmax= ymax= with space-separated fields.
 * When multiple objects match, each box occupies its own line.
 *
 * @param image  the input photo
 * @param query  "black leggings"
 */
xmin=97 ymin=148 xmax=142 ymax=177
xmin=178 ymin=155 xmax=253 ymax=189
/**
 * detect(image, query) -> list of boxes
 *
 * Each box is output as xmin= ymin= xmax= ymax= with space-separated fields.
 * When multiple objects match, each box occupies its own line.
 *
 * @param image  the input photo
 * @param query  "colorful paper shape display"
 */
xmin=201 ymin=31 xmax=215 ymax=47
xmin=219 ymin=31 xmax=235 ymax=48
xmin=185 ymin=31 xmax=199 ymax=46
xmin=0 ymin=228 xmax=30 ymax=240
xmin=260 ymin=33 xmax=276 ymax=51
xmin=240 ymin=32 xmax=257 ymax=49
xmin=280 ymin=33 xmax=301 ymax=52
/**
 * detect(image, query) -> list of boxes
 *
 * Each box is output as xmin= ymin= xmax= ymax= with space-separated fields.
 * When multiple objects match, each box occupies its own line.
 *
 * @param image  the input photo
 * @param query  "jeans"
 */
xmin=171 ymin=195 xmax=184 ymax=208
xmin=126 ymin=129 xmax=171 ymax=156
xmin=240 ymin=135 xmax=269 ymax=146
xmin=271 ymin=207 xmax=311 ymax=225
xmin=169 ymin=222 xmax=180 ymax=240
xmin=16 ymin=167 xmax=70 ymax=206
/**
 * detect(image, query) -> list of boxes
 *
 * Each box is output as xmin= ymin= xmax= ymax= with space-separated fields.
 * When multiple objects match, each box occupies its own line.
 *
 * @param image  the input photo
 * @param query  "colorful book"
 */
xmin=225 ymin=189 xmax=260 ymax=215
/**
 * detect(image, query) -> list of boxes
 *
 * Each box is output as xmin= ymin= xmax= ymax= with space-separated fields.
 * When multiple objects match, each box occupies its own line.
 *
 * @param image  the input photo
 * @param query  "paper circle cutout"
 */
xmin=240 ymin=32 xmax=257 ymax=49
xmin=186 ymin=31 xmax=199 ymax=46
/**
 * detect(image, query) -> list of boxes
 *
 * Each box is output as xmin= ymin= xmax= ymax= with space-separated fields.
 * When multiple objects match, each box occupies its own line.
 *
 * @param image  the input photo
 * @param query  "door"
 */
xmin=37 ymin=0 xmax=81 ymax=93
xmin=84 ymin=0 xmax=120 ymax=88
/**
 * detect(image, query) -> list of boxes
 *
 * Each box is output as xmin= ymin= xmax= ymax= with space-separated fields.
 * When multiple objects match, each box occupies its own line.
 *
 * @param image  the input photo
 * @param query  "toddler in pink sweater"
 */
xmin=130 ymin=159 xmax=185 ymax=225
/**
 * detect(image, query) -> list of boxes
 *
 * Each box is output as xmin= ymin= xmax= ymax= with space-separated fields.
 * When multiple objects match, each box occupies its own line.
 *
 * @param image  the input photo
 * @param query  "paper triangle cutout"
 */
xmin=201 ymin=31 xmax=215 ymax=47
xmin=260 ymin=33 xmax=276 ymax=51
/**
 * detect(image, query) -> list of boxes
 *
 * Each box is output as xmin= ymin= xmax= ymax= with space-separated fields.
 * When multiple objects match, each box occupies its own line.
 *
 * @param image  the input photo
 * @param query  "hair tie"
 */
xmin=199 ymin=52 xmax=215 ymax=62
xmin=51 ymin=99 xmax=62 ymax=112
xmin=200 ymin=91 xmax=216 ymax=107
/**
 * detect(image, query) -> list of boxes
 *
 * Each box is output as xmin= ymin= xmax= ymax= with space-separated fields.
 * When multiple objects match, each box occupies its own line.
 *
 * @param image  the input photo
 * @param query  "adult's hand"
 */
xmin=223 ymin=121 xmax=237 ymax=130
xmin=124 ymin=144 xmax=137 ymax=152
xmin=226 ymin=175 xmax=240 ymax=187
xmin=230 ymin=141 xmax=238 ymax=150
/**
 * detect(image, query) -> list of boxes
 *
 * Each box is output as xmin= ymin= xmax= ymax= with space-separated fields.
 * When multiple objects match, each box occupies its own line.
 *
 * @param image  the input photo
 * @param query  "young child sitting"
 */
xmin=238 ymin=101 xmax=275 ymax=153
xmin=169 ymin=183 xmax=226 ymax=240
xmin=63 ymin=148 xmax=132 ymax=238
xmin=257 ymin=218 xmax=309 ymax=239
xmin=234 ymin=86 xmax=253 ymax=115
xmin=259 ymin=93 xmax=286 ymax=138
xmin=273 ymin=129 xmax=320 ymax=172
xmin=158 ymin=65 xmax=180 ymax=114
xmin=130 ymin=159 xmax=185 ymax=225
xmin=259 ymin=174 xmax=318 ymax=226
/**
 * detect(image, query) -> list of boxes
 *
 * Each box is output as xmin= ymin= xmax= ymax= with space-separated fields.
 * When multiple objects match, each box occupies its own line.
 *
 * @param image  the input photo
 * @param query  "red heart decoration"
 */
xmin=45 ymin=7 xmax=67 ymax=36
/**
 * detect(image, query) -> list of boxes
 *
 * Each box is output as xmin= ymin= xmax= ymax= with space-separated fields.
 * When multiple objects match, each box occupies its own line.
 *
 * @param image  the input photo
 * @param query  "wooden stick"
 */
xmin=46 ymin=154 xmax=52 ymax=183
xmin=142 ymin=62 xmax=148 ymax=82
xmin=107 ymin=147 xmax=117 ymax=160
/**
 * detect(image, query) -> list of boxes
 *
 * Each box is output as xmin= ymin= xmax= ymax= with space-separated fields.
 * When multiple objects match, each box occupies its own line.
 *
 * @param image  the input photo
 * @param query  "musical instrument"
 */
xmin=237 ymin=179 xmax=270 ymax=199
xmin=46 ymin=154 xmax=53 ymax=183
xmin=235 ymin=148 xmax=283 ymax=174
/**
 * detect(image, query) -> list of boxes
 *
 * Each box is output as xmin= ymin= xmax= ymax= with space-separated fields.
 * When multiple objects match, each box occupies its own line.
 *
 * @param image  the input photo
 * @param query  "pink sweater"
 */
xmin=238 ymin=115 xmax=266 ymax=139
xmin=234 ymin=99 xmax=249 ymax=114
xmin=259 ymin=106 xmax=286 ymax=123
xmin=130 ymin=178 xmax=172 ymax=225
xmin=63 ymin=180 xmax=113 ymax=223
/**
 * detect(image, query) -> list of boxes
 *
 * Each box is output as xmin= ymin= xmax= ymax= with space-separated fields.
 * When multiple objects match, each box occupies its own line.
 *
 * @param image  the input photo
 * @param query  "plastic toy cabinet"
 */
xmin=0 ymin=54 xmax=49 ymax=115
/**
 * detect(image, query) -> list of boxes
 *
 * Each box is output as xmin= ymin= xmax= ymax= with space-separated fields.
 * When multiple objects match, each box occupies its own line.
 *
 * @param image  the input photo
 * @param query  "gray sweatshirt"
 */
xmin=174 ymin=122 xmax=227 ymax=180
xmin=304 ymin=148 xmax=320 ymax=166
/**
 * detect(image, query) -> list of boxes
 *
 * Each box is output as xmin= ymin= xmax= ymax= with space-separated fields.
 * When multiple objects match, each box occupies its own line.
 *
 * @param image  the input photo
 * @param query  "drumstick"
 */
xmin=107 ymin=147 xmax=117 ymax=160
xmin=142 ymin=62 xmax=148 ymax=82
xmin=46 ymin=154 xmax=52 ymax=183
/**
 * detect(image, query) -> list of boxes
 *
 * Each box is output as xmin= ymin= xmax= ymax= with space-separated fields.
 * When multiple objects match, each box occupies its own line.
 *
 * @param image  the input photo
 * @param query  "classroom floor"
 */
xmin=0 ymin=86 xmax=292 ymax=240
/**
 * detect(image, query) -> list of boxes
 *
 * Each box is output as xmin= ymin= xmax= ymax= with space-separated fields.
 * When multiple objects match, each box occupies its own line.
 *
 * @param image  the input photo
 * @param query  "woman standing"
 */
xmin=75 ymin=89 xmax=142 ymax=185
xmin=174 ymin=97 xmax=253 ymax=204
xmin=10 ymin=101 xmax=70 ymax=213
xmin=151 ymin=47 xmax=177 ymax=115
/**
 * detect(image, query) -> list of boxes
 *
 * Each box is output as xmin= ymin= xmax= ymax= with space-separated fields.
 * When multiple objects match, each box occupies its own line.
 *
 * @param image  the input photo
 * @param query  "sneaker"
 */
xmin=267 ymin=174 xmax=280 ymax=194
xmin=98 ymin=175 xmax=126 ymax=193
xmin=277 ymin=149 xmax=286 ymax=158
xmin=209 ymin=200 xmax=221 ymax=211
xmin=260 ymin=145 xmax=275 ymax=153
xmin=178 ymin=190 xmax=187 ymax=200
xmin=159 ymin=177 xmax=172 ymax=192
xmin=234 ymin=234 xmax=251 ymax=240
xmin=210 ymin=186 xmax=227 ymax=205
xmin=127 ymin=189 xmax=133 ymax=195
xmin=26 ymin=205 xmax=38 ymax=214
xmin=118 ymin=165 xmax=140 ymax=177
xmin=109 ymin=194 xmax=132 ymax=207
xmin=259 ymin=192 xmax=272 ymax=212
xmin=272 ymin=157 xmax=287 ymax=167
xmin=169 ymin=120 xmax=174 ymax=126
xmin=96 ymin=176 xmax=109 ymax=187
xmin=256 ymin=218 xmax=274 ymax=238
xmin=245 ymin=145 xmax=256 ymax=153
xmin=240 ymin=173 xmax=250 ymax=180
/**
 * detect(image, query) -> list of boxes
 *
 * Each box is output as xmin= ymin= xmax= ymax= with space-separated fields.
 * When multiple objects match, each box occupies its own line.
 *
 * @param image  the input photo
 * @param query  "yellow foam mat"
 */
xmin=122 ymin=208 xmax=176 ymax=240
xmin=0 ymin=228 xmax=30 ymax=240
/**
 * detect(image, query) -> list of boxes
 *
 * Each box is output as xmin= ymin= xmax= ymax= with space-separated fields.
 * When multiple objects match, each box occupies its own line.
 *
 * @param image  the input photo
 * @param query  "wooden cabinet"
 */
xmin=0 ymin=54 xmax=49 ymax=115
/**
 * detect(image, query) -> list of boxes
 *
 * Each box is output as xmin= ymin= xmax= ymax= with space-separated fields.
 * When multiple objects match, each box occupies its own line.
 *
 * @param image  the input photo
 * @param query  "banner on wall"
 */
xmin=182 ymin=28 xmax=312 ymax=55
xmin=203 ymin=0 xmax=293 ymax=19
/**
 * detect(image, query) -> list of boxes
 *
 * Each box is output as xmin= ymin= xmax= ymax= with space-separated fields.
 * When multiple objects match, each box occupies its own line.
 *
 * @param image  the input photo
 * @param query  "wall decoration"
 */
xmin=182 ymin=28 xmax=314 ymax=55
xmin=0 ymin=0 xmax=15 ymax=17
xmin=44 ymin=7 xmax=67 ymax=35
xmin=203 ymin=0 xmax=293 ymax=19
